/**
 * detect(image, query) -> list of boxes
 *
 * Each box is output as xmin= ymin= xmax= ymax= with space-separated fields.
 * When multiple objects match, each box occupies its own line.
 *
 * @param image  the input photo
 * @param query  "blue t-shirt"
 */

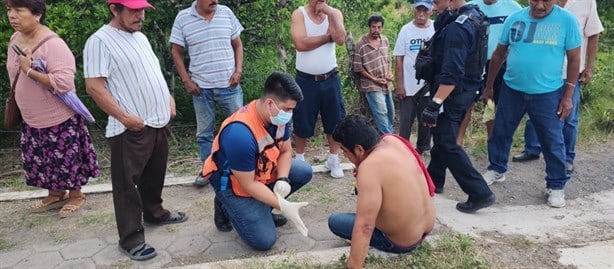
xmin=216 ymin=122 xmax=291 ymax=172
xmin=500 ymin=6 xmax=582 ymax=93
xmin=468 ymin=0 xmax=522 ymax=59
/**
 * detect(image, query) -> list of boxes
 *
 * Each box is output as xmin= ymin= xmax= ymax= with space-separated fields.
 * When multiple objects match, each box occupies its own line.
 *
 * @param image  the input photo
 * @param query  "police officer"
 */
xmin=420 ymin=0 xmax=495 ymax=213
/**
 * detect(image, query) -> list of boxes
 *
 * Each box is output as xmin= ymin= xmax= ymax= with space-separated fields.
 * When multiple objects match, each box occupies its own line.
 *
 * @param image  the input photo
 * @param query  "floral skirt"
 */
xmin=20 ymin=115 xmax=100 ymax=190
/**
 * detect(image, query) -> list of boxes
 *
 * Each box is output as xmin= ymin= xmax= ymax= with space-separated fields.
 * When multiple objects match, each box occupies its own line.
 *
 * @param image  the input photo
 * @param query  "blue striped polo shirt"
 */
xmin=170 ymin=3 xmax=244 ymax=89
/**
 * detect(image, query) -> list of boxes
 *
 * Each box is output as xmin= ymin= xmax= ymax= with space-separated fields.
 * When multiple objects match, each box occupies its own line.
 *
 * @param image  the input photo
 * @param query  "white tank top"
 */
xmin=295 ymin=6 xmax=337 ymax=75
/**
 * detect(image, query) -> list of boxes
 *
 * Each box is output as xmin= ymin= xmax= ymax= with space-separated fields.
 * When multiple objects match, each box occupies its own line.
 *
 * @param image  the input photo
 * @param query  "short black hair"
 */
xmin=332 ymin=115 xmax=380 ymax=154
xmin=262 ymin=71 xmax=303 ymax=103
xmin=367 ymin=14 xmax=385 ymax=27
xmin=5 ymin=0 xmax=46 ymax=25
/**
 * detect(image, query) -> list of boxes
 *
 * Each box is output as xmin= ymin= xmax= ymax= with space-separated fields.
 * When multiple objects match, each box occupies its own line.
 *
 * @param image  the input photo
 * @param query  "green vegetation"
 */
xmin=78 ymin=212 xmax=116 ymax=226
xmin=0 ymin=236 xmax=15 ymax=251
xmin=242 ymin=233 xmax=489 ymax=269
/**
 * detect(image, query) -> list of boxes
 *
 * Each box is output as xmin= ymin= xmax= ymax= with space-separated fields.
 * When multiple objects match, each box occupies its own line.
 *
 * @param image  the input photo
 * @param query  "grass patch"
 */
xmin=240 ymin=232 xmax=489 ymax=269
xmin=78 ymin=212 xmax=116 ymax=226
xmin=0 ymin=236 xmax=15 ymax=251
xmin=115 ymin=259 xmax=133 ymax=269
xmin=292 ymin=182 xmax=338 ymax=203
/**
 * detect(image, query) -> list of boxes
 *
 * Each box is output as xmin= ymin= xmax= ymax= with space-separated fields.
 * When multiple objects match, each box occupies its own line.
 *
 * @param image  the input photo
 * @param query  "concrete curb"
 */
xmin=0 ymin=163 xmax=355 ymax=202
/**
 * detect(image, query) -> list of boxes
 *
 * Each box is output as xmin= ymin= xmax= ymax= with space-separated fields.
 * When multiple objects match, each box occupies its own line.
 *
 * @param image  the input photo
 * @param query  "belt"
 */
xmin=296 ymin=68 xmax=338 ymax=82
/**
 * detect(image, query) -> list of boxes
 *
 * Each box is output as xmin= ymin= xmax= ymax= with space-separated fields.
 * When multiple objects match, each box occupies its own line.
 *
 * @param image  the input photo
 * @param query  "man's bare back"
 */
xmin=356 ymin=135 xmax=435 ymax=247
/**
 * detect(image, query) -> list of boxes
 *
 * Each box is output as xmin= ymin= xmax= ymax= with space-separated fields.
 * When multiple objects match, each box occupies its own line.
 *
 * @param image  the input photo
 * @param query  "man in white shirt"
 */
xmin=393 ymin=0 xmax=435 ymax=154
xmin=290 ymin=0 xmax=347 ymax=178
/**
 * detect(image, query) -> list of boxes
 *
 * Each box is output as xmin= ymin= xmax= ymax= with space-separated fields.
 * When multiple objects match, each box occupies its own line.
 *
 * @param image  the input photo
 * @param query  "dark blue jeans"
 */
xmin=428 ymin=89 xmax=493 ymax=202
xmin=523 ymin=79 xmax=581 ymax=164
xmin=209 ymin=159 xmax=312 ymax=250
xmin=328 ymin=213 xmax=421 ymax=253
xmin=488 ymin=83 xmax=569 ymax=190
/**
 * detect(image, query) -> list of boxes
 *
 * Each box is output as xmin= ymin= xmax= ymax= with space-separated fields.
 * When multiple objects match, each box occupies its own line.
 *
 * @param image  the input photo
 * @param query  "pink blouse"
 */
xmin=7 ymin=33 xmax=76 ymax=128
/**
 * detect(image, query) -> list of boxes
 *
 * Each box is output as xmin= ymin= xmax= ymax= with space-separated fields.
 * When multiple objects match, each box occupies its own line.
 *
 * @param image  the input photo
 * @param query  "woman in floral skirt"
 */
xmin=6 ymin=0 xmax=99 ymax=217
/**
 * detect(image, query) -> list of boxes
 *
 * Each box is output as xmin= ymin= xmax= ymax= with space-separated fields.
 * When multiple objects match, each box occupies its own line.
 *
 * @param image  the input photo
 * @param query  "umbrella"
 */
xmin=31 ymin=58 xmax=95 ymax=122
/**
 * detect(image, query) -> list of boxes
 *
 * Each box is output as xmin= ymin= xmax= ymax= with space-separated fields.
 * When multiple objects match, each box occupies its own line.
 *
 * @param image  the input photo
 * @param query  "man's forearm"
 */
xmin=585 ymin=34 xmax=599 ymax=71
xmin=232 ymin=38 xmax=244 ymax=73
xmin=395 ymin=57 xmax=404 ymax=86
xmin=327 ymin=10 xmax=346 ymax=44
xmin=171 ymin=46 xmax=191 ymax=83
xmin=347 ymin=220 xmax=373 ymax=269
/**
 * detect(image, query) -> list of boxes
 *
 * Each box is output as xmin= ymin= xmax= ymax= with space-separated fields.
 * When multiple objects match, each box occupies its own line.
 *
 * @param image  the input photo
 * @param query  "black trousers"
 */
xmin=427 ymin=90 xmax=493 ymax=201
xmin=109 ymin=126 xmax=171 ymax=250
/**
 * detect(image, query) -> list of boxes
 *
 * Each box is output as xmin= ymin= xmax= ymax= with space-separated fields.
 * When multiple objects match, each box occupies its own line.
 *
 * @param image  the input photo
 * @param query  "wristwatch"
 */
xmin=432 ymin=97 xmax=444 ymax=104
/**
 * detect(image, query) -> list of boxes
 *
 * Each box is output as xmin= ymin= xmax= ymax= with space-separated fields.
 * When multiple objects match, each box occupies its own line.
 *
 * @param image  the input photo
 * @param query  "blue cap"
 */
xmin=413 ymin=0 xmax=433 ymax=9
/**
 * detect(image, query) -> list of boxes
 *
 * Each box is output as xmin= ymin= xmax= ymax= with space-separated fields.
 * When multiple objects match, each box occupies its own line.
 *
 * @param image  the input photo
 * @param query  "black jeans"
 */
xmin=427 ymin=90 xmax=493 ymax=201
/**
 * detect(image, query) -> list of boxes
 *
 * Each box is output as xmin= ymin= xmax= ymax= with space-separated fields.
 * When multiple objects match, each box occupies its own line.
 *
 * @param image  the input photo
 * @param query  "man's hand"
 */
xmin=170 ymin=96 xmax=176 ymax=119
xmin=229 ymin=71 xmax=242 ymax=88
xmin=121 ymin=114 xmax=145 ymax=132
xmin=273 ymin=180 xmax=291 ymax=198
xmin=557 ymin=96 xmax=573 ymax=120
xmin=482 ymin=86 xmax=494 ymax=103
xmin=375 ymin=77 xmax=388 ymax=85
xmin=580 ymin=68 xmax=593 ymax=85
xmin=315 ymin=2 xmax=332 ymax=15
xmin=395 ymin=86 xmax=406 ymax=100
xmin=183 ymin=79 xmax=200 ymax=96
xmin=421 ymin=100 xmax=442 ymax=127
xmin=385 ymin=73 xmax=394 ymax=82
xmin=276 ymin=192 xmax=309 ymax=236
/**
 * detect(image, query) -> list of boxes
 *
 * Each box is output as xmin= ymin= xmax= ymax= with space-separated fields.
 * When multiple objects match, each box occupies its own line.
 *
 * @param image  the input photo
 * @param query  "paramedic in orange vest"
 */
xmin=202 ymin=71 xmax=313 ymax=251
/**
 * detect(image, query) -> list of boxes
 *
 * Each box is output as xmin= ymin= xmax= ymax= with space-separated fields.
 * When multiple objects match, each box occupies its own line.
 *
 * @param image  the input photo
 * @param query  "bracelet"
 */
xmin=565 ymin=81 xmax=575 ymax=88
xmin=26 ymin=68 xmax=33 ymax=77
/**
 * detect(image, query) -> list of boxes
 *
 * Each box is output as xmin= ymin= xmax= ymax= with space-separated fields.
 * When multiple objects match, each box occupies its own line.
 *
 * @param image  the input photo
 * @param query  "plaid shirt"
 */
xmin=353 ymin=35 xmax=393 ymax=93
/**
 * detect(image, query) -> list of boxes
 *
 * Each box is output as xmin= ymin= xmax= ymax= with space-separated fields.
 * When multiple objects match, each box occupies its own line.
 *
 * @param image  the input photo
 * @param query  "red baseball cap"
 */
xmin=108 ymin=0 xmax=155 ymax=9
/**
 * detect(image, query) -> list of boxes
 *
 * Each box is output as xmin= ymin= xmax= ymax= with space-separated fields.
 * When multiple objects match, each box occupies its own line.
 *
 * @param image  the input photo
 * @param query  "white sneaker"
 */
xmin=546 ymin=189 xmax=566 ymax=208
xmin=482 ymin=170 xmax=506 ymax=185
xmin=325 ymin=157 xmax=344 ymax=178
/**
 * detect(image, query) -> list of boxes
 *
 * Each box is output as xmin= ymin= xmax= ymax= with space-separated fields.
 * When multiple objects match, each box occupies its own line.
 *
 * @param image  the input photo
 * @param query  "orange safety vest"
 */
xmin=201 ymin=101 xmax=285 ymax=197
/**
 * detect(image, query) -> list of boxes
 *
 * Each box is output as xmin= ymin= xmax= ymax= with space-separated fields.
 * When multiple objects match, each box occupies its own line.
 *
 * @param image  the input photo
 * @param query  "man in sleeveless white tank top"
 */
xmin=290 ymin=0 xmax=347 ymax=179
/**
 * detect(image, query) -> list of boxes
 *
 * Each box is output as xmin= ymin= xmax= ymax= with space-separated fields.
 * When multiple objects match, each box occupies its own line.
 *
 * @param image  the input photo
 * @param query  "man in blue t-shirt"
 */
xmin=481 ymin=0 xmax=582 ymax=208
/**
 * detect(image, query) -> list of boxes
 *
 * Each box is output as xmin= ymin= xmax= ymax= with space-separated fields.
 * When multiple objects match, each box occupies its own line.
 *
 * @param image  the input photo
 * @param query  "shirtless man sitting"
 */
xmin=329 ymin=115 xmax=436 ymax=269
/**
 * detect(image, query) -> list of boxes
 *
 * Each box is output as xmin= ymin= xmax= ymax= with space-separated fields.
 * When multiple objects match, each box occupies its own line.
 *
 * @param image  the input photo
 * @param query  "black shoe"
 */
xmin=273 ymin=214 xmax=287 ymax=227
xmin=456 ymin=194 xmax=496 ymax=213
xmin=193 ymin=174 xmax=209 ymax=188
xmin=434 ymin=187 xmax=444 ymax=194
xmin=214 ymin=197 xmax=232 ymax=232
xmin=512 ymin=151 xmax=540 ymax=162
xmin=566 ymin=162 xmax=574 ymax=174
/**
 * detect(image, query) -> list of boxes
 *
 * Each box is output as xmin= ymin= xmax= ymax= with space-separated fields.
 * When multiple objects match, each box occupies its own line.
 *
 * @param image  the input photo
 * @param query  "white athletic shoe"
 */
xmin=482 ymin=170 xmax=506 ymax=185
xmin=325 ymin=156 xmax=344 ymax=178
xmin=546 ymin=189 xmax=566 ymax=208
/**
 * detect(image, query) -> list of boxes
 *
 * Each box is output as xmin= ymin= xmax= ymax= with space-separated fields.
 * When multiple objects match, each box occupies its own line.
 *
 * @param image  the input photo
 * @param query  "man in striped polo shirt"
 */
xmin=84 ymin=0 xmax=188 ymax=261
xmin=170 ymin=0 xmax=244 ymax=187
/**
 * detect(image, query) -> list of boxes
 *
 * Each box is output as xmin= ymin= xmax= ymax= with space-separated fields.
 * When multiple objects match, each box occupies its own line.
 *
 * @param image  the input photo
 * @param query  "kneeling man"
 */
xmin=329 ymin=115 xmax=436 ymax=268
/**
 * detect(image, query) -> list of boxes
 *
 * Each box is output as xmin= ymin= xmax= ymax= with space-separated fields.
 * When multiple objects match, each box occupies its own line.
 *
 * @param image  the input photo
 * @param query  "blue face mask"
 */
xmin=270 ymin=101 xmax=293 ymax=126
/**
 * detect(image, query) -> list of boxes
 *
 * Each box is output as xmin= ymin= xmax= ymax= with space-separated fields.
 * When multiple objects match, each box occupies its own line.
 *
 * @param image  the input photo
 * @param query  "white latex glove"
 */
xmin=276 ymin=192 xmax=309 ymax=237
xmin=273 ymin=180 xmax=291 ymax=198
xmin=272 ymin=180 xmax=291 ymax=214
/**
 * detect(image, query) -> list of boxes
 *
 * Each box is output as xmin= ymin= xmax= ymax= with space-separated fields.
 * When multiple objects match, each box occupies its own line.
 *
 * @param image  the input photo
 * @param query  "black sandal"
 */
xmin=145 ymin=211 xmax=189 ymax=226
xmin=119 ymin=243 xmax=157 ymax=261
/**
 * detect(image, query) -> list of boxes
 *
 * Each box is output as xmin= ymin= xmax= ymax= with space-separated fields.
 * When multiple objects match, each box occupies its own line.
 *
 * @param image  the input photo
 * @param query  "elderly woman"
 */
xmin=6 ymin=0 xmax=99 ymax=217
